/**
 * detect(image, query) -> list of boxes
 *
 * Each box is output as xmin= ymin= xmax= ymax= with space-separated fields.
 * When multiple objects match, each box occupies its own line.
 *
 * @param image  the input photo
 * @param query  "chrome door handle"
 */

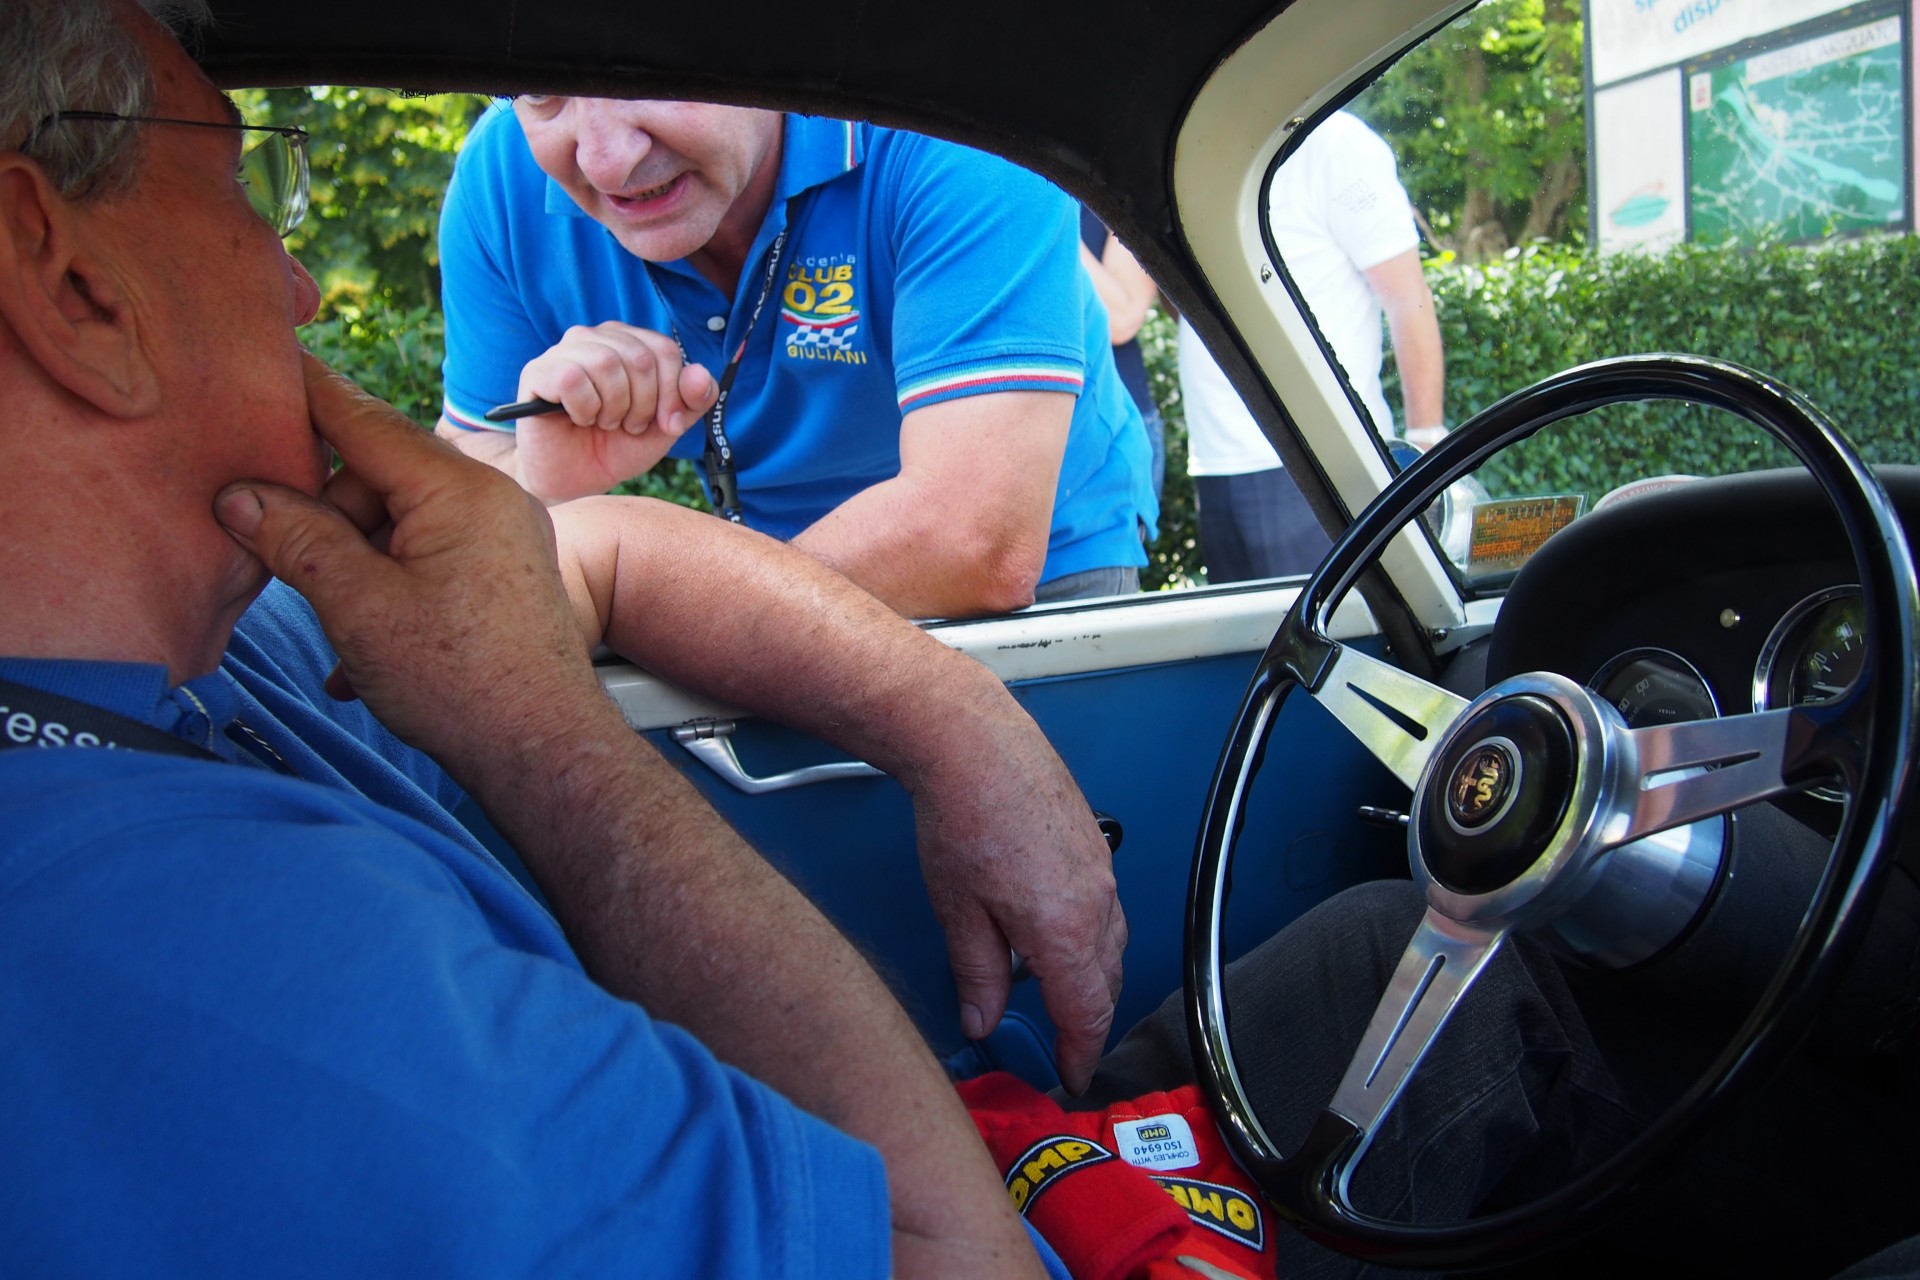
xmin=670 ymin=720 xmax=884 ymax=794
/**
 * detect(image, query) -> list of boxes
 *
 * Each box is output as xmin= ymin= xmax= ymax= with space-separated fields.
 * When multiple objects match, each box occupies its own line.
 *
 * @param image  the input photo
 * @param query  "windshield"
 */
xmin=1268 ymin=0 xmax=1918 ymax=588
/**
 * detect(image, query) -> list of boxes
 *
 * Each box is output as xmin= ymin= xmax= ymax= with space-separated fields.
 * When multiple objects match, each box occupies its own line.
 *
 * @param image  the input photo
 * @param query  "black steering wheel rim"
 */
xmin=1185 ymin=354 xmax=1920 ymax=1268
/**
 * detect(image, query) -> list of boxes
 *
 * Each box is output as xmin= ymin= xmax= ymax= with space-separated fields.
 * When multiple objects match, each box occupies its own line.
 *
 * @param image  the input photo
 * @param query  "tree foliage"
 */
xmin=1357 ymin=0 xmax=1586 ymax=259
xmin=1138 ymin=308 xmax=1202 ymax=591
xmin=299 ymin=300 xmax=447 ymax=426
xmin=235 ymin=87 xmax=484 ymax=312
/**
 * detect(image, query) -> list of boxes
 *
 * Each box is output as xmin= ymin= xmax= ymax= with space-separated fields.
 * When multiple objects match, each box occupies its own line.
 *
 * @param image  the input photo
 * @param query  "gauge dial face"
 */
xmin=1753 ymin=586 xmax=1865 ymax=713
xmin=1591 ymin=649 xmax=1719 ymax=728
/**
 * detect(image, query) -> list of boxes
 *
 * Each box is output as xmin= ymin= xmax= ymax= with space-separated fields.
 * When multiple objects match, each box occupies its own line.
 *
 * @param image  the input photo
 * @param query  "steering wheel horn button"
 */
xmin=1420 ymin=696 xmax=1577 ymax=897
xmin=1446 ymin=737 xmax=1520 ymax=831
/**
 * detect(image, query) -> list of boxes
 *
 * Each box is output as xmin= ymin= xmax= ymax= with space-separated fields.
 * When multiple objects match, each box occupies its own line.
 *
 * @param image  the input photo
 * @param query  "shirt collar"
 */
xmin=774 ymin=114 xmax=865 ymax=201
xmin=0 ymin=658 xmax=241 ymax=758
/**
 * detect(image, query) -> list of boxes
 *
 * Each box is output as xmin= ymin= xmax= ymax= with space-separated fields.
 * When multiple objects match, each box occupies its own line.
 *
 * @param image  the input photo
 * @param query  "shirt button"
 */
xmin=706 ymin=315 xmax=727 ymax=332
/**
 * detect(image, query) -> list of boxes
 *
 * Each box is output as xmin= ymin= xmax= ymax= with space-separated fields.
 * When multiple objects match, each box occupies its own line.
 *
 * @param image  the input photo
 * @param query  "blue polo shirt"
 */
xmin=0 ymin=584 xmax=1076 ymax=1277
xmin=0 ymin=583 xmax=892 ymax=1275
xmin=440 ymin=107 xmax=1157 ymax=583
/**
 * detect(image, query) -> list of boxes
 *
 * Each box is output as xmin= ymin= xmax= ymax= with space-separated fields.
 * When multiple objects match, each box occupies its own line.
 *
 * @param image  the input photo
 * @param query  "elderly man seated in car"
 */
xmin=7 ymin=4 xmax=1920 ymax=1279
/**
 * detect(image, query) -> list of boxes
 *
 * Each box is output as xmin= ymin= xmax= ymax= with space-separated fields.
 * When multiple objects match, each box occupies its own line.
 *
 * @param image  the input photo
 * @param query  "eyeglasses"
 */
xmin=21 ymin=112 xmax=310 ymax=237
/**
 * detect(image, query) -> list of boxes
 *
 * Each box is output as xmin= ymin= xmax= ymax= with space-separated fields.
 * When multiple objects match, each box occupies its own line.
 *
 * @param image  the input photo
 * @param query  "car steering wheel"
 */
xmin=1185 ymin=355 xmax=1920 ymax=1268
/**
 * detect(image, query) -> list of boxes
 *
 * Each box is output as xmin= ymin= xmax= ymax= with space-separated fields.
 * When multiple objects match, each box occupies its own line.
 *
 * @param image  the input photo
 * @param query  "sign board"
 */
xmin=1594 ymin=70 xmax=1689 ymax=252
xmin=1591 ymin=0 xmax=1859 ymax=87
xmin=1687 ymin=15 xmax=1906 ymax=239
xmin=1587 ymin=0 xmax=1911 ymax=250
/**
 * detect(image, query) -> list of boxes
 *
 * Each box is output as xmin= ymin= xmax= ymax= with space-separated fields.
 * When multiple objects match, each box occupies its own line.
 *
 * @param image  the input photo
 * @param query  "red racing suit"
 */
xmin=959 ymin=1072 xmax=1280 ymax=1279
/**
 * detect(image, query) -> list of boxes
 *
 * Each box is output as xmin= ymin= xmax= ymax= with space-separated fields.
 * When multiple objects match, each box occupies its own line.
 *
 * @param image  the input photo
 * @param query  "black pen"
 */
xmin=483 ymin=397 xmax=563 ymax=423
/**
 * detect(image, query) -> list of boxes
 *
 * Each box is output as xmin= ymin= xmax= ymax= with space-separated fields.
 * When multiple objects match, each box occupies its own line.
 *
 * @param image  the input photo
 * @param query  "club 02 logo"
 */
xmin=782 ymin=258 xmax=867 ymax=362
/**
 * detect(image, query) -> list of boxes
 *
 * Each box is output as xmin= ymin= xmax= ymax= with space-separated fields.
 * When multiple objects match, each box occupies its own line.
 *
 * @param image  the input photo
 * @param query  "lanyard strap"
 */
xmin=0 ymin=676 xmax=219 ymax=760
xmin=0 ymin=676 xmax=293 ymax=773
xmin=656 ymin=229 xmax=788 ymax=525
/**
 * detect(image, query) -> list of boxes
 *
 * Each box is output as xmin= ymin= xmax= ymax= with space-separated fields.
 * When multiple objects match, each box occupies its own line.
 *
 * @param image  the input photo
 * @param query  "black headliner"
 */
xmin=196 ymin=0 xmax=1289 ymax=302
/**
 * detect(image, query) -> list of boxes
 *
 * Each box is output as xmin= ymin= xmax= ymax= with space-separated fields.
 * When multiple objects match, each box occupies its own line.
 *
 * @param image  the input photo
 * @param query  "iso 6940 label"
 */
xmin=1110 ymin=1113 xmax=1201 ymax=1171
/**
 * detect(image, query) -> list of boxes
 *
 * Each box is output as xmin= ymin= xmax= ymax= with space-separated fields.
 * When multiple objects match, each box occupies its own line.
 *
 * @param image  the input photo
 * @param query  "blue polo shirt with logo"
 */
xmin=439 ymin=106 xmax=1157 ymax=584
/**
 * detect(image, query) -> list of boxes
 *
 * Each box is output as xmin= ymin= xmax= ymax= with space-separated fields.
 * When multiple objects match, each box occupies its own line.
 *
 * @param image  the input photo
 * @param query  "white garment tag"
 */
xmin=1111 ymin=1112 xmax=1201 ymax=1170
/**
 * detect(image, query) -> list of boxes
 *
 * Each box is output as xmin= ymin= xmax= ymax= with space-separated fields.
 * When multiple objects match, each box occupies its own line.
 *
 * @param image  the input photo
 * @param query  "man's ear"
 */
xmin=0 ymin=157 xmax=160 ymax=418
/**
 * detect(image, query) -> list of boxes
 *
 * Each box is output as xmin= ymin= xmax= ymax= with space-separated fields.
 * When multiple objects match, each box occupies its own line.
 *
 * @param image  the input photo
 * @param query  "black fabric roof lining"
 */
xmin=194 ymin=0 xmax=1288 ymax=291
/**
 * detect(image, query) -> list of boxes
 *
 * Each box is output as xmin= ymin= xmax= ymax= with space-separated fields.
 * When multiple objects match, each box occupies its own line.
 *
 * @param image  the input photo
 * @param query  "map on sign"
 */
xmin=1688 ymin=16 xmax=1906 ymax=242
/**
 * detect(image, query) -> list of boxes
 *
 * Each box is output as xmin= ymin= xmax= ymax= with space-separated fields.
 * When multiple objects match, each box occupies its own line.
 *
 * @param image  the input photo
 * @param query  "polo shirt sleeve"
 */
xmin=876 ymin=133 xmax=1092 ymax=415
xmin=0 ymin=755 xmax=890 ymax=1278
xmin=1320 ymin=118 xmax=1420 ymax=274
xmin=439 ymin=105 xmax=553 ymax=433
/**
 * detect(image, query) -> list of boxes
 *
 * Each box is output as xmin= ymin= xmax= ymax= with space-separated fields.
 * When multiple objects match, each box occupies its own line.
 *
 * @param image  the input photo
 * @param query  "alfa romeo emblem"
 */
xmin=1449 ymin=741 xmax=1517 ymax=829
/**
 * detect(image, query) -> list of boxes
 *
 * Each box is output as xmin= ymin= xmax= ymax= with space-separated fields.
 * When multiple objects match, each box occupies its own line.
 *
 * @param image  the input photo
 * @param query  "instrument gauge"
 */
xmin=1753 ymin=585 xmax=1865 ymax=714
xmin=1753 ymin=585 xmax=1863 ymax=803
xmin=1591 ymin=649 xmax=1719 ymax=728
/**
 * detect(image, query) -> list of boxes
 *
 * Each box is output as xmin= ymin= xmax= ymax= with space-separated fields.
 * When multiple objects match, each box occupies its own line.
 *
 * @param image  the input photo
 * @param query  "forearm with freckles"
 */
xmin=550 ymin=495 xmax=1027 ymax=788
xmin=468 ymin=691 xmax=1042 ymax=1279
xmin=790 ymin=391 xmax=1070 ymax=619
xmin=550 ymin=494 xmax=1124 ymax=1102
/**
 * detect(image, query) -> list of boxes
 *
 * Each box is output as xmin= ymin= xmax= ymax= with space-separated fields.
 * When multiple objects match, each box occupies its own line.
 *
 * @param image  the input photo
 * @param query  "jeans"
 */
xmin=1033 ymin=565 xmax=1140 ymax=604
xmin=1194 ymin=467 xmax=1332 ymax=583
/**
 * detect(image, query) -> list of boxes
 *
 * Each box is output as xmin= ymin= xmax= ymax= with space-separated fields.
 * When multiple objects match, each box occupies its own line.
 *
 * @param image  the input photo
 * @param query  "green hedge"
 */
xmin=1395 ymin=234 xmax=1920 ymax=499
xmin=300 ymin=300 xmax=446 ymax=427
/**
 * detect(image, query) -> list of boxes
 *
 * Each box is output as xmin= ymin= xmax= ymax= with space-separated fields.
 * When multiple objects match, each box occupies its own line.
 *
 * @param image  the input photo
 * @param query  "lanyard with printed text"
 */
xmin=0 ymin=677 xmax=218 ymax=759
xmin=652 ymin=229 xmax=789 ymax=525
xmin=0 ymin=677 xmax=292 ymax=773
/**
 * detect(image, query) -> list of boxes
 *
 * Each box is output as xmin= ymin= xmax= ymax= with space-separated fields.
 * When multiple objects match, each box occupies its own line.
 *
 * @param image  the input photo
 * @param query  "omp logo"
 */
xmin=1136 ymin=1123 xmax=1173 ymax=1142
xmin=1003 ymin=1136 xmax=1114 ymax=1214
xmin=1153 ymin=1176 xmax=1265 ymax=1251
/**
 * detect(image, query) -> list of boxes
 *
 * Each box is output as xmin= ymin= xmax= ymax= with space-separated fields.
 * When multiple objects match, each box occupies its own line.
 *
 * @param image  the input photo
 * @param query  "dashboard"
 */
xmin=1477 ymin=466 xmax=1920 ymax=829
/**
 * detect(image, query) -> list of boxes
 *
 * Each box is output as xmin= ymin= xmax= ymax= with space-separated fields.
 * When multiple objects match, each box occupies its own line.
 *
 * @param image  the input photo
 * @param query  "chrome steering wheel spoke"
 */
xmin=1328 ymin=908 xmax=1507 ymax=1142
xmin=1307 ymin=644 xmax=1470 ymax=792
xmin=1618 ymin=708 xmax=1797 ymax=845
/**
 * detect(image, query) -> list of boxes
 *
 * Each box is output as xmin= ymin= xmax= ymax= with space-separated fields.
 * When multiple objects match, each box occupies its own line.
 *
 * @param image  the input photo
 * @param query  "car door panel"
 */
xmin=654 ymin=618 xmax=1410 ymax=1073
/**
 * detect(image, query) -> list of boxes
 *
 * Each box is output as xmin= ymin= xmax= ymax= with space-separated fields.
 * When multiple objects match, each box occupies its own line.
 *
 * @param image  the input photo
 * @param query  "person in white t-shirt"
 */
xmin=1180 ymin=111 xmax=1444 ymax=582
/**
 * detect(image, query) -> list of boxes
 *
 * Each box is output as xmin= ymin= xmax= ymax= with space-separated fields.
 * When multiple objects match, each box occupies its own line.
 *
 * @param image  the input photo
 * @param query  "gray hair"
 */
xmin=0 ymin=0 xmax=213 ymax=200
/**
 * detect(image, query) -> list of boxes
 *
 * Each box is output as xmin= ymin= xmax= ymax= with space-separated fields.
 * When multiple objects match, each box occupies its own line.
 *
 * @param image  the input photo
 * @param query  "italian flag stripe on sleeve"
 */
xmin=898 ymin=363 xmax=1085 ymax=412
